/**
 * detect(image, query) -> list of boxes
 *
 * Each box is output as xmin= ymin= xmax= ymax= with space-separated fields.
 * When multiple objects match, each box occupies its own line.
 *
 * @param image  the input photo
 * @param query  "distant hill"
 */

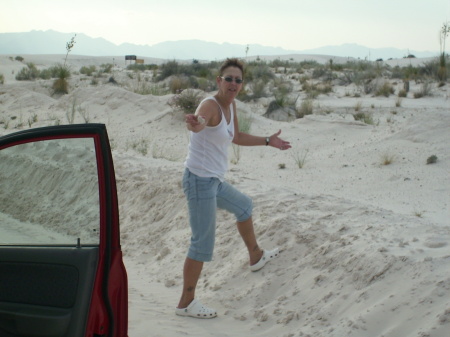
xmin=0 ymin=30 xmax=438 ymax=61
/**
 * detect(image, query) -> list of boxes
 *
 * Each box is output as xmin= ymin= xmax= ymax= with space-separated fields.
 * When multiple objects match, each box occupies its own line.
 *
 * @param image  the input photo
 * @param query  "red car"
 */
xmin=0 ymin=124 xmax=128 ymax=337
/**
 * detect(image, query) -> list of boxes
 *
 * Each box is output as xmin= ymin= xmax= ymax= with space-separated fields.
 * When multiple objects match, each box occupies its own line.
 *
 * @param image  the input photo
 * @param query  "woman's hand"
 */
xmin=186 ymin=114 xmax=206 ymax=132
xmin=269 ymin=130 xmax=291 ymax=151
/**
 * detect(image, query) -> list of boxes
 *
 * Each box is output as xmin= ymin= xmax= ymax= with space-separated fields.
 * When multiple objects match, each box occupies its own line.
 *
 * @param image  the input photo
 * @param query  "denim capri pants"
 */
xmin=183 ymin=168 xmax=253 ymax=262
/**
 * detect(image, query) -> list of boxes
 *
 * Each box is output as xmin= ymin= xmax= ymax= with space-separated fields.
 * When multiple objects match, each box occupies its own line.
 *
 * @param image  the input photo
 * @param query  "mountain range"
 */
xmin=0 ymin=30 xmax=438 ymax=61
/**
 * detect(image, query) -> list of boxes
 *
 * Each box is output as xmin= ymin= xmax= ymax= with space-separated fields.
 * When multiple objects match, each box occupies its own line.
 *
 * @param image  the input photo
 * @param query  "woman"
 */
xmin=176 ymin=58 xmax=291 ymax=319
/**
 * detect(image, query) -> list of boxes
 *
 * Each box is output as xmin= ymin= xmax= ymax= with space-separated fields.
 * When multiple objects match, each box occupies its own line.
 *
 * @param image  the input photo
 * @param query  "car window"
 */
xmin=0 ymin=138 xmax=100 ymax=245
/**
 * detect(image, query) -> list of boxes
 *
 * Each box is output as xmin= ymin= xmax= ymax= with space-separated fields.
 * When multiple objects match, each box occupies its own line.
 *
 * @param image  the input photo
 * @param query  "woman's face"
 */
xmin=217 ymin=66 xmax=243 ymax=98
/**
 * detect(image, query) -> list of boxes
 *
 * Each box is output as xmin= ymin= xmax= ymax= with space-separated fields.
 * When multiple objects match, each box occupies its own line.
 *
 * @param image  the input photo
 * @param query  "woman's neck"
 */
xmin=214 ymin=92 xmax=232 ymax=107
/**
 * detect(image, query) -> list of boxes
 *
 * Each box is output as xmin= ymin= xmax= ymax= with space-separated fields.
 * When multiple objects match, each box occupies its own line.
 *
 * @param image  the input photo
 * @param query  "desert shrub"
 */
xmin=245 ymin=63 xmax=274 ymax=82
xmin=353 ymin=112 xmax=374 ymax=125
xmin=302 ymin=81 xmax=332 ymax=98
xmin=231 ymin=112 xmax=253 ymax=164
xmin=126 ymin=63 xmax=158 ymax=71
xmin=296 ymin=99 xmax=314 ymax=118
xmin=0 ymin=74 xmax=4 ymax=84
xmin=291 ymin=149 xmax=309 ymax=168
xmin=80 ymin=65 xmax=97 ymax=76
xmin=100 ymin=64 xmax=113 ymax=74
xmin=375 ymin=81 xmax=394 ymax=97
xmin=426 ymin=155 xmax=438 ymax=164
xmin=159 ymin=60 xmax=180 ymax=80
xmin=295 ymin=60 xmax=320 ymax=71
xmin=398 ymin=89 xmax=407 ymax=97
xmin=157 ymin=60 xmax=215 ymax=82
xmin=169 ymin=89 xmax=204 ymax=114
xmin=312 ymin=66 xmax=333 ymax=80
xmin=52 ymin=64 xmax=71 ymax=94
xmin=38 ymin=68 xmax=52 ymax=79
xmin=265 ymin=100 xmax=283 ymax=115
xmin=273 ymin=78 xmax=293 ymax=96
xmin=413 ymin=80 xmax=433 ymax=98
xmin=237 ymin=111 xmax=252 ymax=133
xmin=381 ymin=153 xmax=396 ymax=165
xmin=16 ymin=63 xmax=39 ymax=80
xmin=15 ymin=56 xmax=24 ymax=62
xmin=248 ymin=79 xmax=267 ymax=99
xmin=197 ymin=77 xmax=215 ymax=92
xmin=169 ymin=76 xmax=191 ymax=93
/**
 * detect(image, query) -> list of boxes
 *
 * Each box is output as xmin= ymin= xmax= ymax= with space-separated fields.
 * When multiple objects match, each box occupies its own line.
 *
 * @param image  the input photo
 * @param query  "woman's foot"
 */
xmin=250 ymin=248 xmax=279 ymax=272
xmin=176 ymin=299 xmax=217 ymax=319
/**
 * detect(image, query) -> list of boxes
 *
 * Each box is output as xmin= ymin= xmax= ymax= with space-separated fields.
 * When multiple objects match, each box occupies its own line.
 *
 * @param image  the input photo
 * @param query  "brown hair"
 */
xmin=219 ymin=58 xmax=244 ymax=77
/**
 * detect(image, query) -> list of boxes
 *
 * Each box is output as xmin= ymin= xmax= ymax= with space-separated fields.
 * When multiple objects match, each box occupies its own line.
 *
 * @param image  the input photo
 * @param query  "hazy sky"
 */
xmin=2 ymin=0 xmax=449 ymax=52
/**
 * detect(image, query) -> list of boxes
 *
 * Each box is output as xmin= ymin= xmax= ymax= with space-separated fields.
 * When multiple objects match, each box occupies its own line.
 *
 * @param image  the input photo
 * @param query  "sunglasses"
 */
xmin=220 ymin=76 xmax=244 ymax=84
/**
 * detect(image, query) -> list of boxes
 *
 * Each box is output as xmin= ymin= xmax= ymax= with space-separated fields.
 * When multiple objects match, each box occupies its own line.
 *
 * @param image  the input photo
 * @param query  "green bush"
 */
xmin=0 ymin=73 xmax=4 ymax=84
xmin=15 ymin=56 xmax=24 ymax=62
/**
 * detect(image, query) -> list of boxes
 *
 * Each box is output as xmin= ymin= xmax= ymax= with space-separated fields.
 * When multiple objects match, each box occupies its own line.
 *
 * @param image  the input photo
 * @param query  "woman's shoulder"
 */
xmin=198 ymin=97 xmax=219 ymax=110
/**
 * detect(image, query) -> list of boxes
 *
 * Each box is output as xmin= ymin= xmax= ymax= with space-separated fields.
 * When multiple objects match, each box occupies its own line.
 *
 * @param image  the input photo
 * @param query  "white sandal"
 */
xmin=175 ymin=299 xmax=217 ymax=319
xmin=250 ymin=248 xmax=279 ymax=272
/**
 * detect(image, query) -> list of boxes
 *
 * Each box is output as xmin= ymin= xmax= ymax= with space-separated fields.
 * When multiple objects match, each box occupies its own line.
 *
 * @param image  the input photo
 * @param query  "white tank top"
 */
xmin=184 ymin=97 xmax=235 ymax=181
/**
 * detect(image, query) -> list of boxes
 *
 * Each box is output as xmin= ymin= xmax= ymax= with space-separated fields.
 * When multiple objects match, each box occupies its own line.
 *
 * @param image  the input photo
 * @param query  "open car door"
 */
xmin=0 ymin=124 xmax=128 ymax=337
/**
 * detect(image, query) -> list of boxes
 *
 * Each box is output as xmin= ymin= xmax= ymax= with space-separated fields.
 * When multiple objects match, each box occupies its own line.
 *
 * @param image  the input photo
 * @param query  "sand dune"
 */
xmin=0 ymin=54 xmax=449 ymax=337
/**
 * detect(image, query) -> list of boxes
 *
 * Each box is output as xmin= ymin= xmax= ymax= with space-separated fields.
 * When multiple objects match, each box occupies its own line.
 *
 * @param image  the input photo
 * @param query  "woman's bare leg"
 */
xmin=177 ymin=257 xmax=203 ymax=308
xmin=236 ymin=216 xmax=263 ymax=265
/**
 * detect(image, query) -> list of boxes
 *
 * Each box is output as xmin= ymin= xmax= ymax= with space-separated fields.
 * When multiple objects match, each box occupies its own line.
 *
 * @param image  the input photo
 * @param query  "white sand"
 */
xmin=0 ymin=54 xmax=449 ymax=337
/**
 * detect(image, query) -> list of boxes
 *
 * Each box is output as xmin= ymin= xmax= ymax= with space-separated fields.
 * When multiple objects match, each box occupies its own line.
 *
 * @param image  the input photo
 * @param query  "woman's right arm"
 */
xmin=185 ymin=100 xmax=217 ymax=133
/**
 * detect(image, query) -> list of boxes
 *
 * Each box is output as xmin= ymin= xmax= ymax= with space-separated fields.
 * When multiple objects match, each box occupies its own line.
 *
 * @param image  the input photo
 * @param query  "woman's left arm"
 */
xmin=232 ymin=102 xmax=291 ymax=151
